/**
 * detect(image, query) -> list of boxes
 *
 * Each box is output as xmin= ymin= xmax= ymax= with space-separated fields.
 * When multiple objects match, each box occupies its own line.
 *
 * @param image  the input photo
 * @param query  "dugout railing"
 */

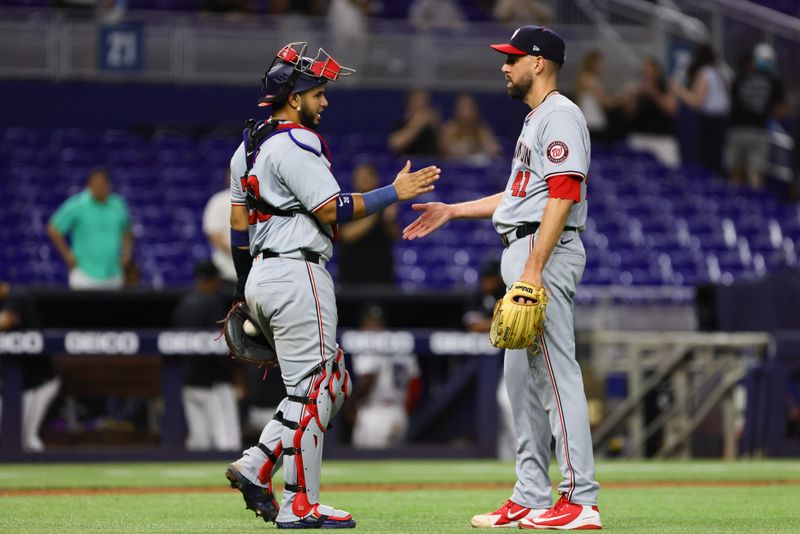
xmin=588 ymin=330 xmax=772 ymax=459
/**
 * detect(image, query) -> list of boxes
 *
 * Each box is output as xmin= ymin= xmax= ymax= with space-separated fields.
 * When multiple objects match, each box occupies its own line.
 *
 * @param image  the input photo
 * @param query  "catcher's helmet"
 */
xmin=259 ymin=42 xmax=356 ymax=108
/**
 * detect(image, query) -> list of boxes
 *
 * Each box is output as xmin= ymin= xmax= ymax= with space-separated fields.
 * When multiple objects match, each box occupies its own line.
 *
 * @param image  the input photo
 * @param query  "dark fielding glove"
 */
xmin=222 ymin=302 xmax=279 ymax=367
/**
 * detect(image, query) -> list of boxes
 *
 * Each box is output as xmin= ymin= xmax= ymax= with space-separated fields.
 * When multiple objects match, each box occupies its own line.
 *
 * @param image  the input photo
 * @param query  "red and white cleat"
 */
xmin=519 ymin=495 xmax=602 ymax=530
xmin=470 ymin=499 xmax=547 ymax=528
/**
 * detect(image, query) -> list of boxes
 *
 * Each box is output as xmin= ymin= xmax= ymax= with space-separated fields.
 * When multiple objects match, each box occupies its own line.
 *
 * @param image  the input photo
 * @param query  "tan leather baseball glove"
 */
xmin=489 ymin=281 xmax=548 ymax=350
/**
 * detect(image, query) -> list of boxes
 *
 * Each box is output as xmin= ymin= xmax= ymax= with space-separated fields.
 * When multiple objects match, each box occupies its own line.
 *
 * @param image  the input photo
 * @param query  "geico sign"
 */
xmin=340 ymin=331 xmax=415 ymax=355
xmin=429 ymin=332 xmax=501 ymax=355
xmin=157 ymin=332 xmax=227 ymax=354
xmin=0 ymin=332 xmax=44 ymax=354
xmin=64 ymin=331 xmax=140 ymax=354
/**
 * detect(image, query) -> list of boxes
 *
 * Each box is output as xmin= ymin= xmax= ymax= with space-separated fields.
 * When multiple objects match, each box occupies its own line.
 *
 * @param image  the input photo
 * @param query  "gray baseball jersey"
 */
xmin=492 ymin=93 xmax=590 ymax=235
xmin=230 ymin=122 xmax=339 ymax=261
xmin=494 ymin=92 xmax=599 ymax=508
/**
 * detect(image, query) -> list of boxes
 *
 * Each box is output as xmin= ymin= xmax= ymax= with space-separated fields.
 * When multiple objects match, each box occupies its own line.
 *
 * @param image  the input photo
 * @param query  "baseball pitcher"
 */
xmin=404 ymin=26 xmax=602 ymax=530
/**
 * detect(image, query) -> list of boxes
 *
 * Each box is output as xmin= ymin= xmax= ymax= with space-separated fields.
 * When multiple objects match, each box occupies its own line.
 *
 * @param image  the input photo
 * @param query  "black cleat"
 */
xmin=225 ymin=464 xmax=280 ymax=523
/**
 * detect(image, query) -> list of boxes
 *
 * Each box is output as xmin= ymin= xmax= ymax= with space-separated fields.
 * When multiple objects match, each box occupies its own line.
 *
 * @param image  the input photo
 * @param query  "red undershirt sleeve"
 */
xmin=547 ymin=174 xmax=582 ymax=203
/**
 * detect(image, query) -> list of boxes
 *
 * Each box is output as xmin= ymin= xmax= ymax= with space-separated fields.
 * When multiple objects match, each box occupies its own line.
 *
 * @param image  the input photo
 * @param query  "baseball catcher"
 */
xmin=222 ymin=40 xmax=440 ymax=529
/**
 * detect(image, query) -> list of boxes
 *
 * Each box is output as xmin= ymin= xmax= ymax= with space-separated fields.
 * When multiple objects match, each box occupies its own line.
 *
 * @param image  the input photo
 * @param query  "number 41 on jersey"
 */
xmin=511 ymin=170 xmax=530 ymax=198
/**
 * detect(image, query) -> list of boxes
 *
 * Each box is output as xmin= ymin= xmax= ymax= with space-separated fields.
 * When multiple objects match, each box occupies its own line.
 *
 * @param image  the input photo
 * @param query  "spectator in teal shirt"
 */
xmin=47 ymin=169 xmax=133 ymax=289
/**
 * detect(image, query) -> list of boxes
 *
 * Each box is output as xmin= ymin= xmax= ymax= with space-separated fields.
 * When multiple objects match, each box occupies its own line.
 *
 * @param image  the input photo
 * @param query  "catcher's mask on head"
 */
xmin=259 ymin=42 xmax=356 ymax=108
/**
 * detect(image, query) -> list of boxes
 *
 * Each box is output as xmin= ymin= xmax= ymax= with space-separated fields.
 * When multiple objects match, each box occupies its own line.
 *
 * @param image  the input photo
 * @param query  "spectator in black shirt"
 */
xmin=726 ymin=43 xmax=788 ymax=189
xmin=462 ymin=259 xmax=505 ymax=332
xmin=337 ymin=163 xmax=398 ymax=285
xmin=0 ymin=282 xmax=60 ymax=452
xmin=624 ymin=57 xmax=680 ymax=168
xmin=388 ymin=89 xmax=441 ymax=156
xmin=173 ymin=262 xmax=241 ymax=451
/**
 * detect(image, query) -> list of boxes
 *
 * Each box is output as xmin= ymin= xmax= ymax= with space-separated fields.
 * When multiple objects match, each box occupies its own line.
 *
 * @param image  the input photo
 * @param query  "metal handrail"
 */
xmin=589 ymin=331 xmax=770 ymax=458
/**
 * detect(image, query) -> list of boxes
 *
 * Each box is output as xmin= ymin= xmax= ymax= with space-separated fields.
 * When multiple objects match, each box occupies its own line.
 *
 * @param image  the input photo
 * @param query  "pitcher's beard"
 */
xmin=508 ymin=75 xmax=533 ymax=101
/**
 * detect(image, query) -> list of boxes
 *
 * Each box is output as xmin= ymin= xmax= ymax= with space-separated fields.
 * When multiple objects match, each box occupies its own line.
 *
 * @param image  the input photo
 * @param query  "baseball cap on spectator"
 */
xmin=490 ymin=25 xmax=566 ymax=65
xmin=194 ymin=260 xmax=220 ymax=281
xmin=479 ymin=258 xmax=501 ymax=278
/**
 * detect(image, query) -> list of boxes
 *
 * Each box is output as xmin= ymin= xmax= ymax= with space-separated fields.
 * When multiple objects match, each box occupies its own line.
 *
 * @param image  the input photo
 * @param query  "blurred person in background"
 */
xmin=337 ymin=163 xmax=398 ymax=285
xmin=0 ymin=282 xmax=60 ymax=452
xmin=328 ymin=0 xmax=372 ymax=71
xmin=462 ymin=258 xmax=505 ymax=333
xmin=726 ymin=43 xmax=788 ymax=189
xmin=173 ymin=261 xmax=241 ymax=451
xmin=493 ymin=0 xmax=553 ymax=27
xmin=673 ymin=43 xmax=730 ymax=174
xmin=409 ymin=0 xmax=466 ymax=30
xmin=203 ymin=170 xmax=238 ymax=293
xmin=47 ymin=168 xmax=133 ymax=290
xmin=624 ymin=56 xmax=680 ymax=168
xmin=388 ymin=88 xmax=442 ymax=156
xmin=462 ymin=259 xmax=515 ymax=460
xmin=439 ymin=93 xmax=502 ymax=162
xmin=575 ymin=50 xmax=623 ymax=144
xmin=348 ymin=304 xmax=421 ymax=449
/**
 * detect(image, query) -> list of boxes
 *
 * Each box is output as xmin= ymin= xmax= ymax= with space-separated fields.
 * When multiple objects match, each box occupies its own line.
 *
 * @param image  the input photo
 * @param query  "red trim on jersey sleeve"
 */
xmin=547 ymin=174 xmax=582 ymax=203
xmin=311 ymin=193 xmax=339 ymax=213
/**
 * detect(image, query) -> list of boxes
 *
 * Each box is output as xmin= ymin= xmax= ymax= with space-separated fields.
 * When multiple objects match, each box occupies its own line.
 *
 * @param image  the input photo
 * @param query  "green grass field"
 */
xmin=1 ymin=460 xmax=799 ymax=533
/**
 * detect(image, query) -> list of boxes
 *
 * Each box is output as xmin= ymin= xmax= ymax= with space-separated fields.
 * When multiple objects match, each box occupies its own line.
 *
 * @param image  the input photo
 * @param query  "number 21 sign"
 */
xmin=99 ymin=24 xmax=144 ymax=71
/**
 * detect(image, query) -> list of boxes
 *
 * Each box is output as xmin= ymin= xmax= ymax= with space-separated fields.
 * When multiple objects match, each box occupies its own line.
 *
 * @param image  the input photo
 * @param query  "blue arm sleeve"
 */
xmin=362 ymin=185 xmax=398 ymax=215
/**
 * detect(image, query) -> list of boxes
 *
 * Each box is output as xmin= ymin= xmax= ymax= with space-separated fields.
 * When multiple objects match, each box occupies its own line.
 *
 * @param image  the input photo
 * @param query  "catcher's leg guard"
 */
xmin=277 ymin=349 xmax=353 ymax=527
xmin=226 ymin=398 xmax=287 ymax=523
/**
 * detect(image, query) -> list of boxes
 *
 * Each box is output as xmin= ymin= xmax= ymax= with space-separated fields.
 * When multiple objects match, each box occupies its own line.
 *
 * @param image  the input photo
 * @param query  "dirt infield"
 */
xmin=3 ymin=479 xmax=800 ymax=497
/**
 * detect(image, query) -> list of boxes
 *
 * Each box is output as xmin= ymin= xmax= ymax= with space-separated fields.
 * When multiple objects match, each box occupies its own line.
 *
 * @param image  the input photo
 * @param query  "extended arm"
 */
xmin=314 ymin=160 xmax=439 ymax=225
xmin=402 ymin=192 xmax=504 ymax=240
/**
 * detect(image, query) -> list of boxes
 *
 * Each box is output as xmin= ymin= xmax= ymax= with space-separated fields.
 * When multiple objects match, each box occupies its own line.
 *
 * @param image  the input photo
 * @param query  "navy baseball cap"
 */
xmin=490 ymin=26 xmax=566 ymax=65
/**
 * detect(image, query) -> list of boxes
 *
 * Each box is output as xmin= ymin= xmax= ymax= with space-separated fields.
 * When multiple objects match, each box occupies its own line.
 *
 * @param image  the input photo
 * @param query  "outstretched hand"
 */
xmin=402 ymin=202 xmax=453 ymax=240
xmin=393 ymin=160 xmax=440 ymax=201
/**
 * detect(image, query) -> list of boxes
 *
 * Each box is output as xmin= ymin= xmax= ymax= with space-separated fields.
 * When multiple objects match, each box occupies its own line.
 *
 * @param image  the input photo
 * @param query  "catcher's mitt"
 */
xmin=489 ymin=281 xmax=548 ymax=351
xmin=221 ymin=302 xmax=279 ymax=367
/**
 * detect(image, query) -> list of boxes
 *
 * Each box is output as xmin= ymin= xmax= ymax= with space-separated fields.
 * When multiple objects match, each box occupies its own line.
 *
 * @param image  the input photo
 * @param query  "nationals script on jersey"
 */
xmin=230 ymin=121 xmax=339 ymax=260
xmin=492 ymin=93 xmax=590 ymax=235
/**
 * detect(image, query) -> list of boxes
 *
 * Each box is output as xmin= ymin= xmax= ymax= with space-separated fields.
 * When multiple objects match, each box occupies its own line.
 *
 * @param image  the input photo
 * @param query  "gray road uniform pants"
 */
xmin=234 ymin=254 xmax=352 ymax=522
xmin=500 ymin=230 xmax=600 ymax=508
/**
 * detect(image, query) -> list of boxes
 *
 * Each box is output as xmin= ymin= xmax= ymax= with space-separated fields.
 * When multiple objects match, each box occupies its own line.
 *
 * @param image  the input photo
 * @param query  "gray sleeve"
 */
xmin=229 ymin=143 xmax=247 ymax=205
xmin=276 ymin=130 xmax=340 ymax=212
xmin=538 ymin=110 xmax=589 ymax=180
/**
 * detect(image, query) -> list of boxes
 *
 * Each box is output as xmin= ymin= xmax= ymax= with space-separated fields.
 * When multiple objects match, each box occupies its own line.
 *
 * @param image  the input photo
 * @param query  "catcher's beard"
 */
xmin=297 ymin=104 xmax=320 ymax=130
xmin=508 ymin=72 xmax=534 ymax=101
